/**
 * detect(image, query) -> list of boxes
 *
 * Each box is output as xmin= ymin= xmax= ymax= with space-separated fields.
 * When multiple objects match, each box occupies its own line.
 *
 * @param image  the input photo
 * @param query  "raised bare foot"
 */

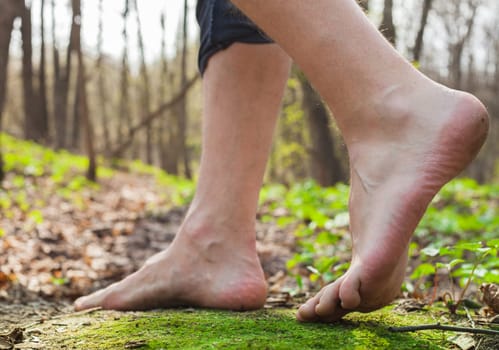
xmin=297 ymin=82 xmax=489 ymax=322
xmin=74 ymin=219 xmax=267 ymax=311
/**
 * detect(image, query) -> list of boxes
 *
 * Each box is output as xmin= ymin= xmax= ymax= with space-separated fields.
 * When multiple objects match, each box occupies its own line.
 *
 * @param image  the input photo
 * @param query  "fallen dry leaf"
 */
xmin=0 ymin=328 xmax=24 ymax=350
xmin=481 ymin=283 xmax=499 ymax=313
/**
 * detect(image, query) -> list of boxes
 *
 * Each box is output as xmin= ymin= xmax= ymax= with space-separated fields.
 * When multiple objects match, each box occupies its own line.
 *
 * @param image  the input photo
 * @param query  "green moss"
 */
xmin=39 ymin=307 xmax=455 ymax=349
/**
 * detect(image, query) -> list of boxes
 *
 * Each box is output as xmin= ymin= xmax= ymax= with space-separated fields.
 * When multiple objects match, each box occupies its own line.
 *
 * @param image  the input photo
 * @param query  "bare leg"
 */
xmin=230 ymin=0 xmax=489 ymax=321
xmin=74 ymin=43 xmax=291 ymax=311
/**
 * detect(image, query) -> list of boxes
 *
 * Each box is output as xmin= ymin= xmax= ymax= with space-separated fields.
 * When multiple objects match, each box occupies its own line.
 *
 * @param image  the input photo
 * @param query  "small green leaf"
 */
xmin=421 ymin=246 xmax=440 ymax=257
xmin=486 ymin=239 xmax=499 ymax=249
xmin=455 ymin=242 xmax=482 ymax=251
xmin=448 ymin=259 xmax=464 ymax=269
xmin=411 ymin=263 xmax=436 ymax=280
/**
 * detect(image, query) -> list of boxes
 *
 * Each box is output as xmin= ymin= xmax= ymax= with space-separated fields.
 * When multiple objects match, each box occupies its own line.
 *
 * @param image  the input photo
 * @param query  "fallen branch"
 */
xmin=389 ymin=323 xmax=499 ymax=336
xmin=110 ymin=74 xmax=200 ymax=157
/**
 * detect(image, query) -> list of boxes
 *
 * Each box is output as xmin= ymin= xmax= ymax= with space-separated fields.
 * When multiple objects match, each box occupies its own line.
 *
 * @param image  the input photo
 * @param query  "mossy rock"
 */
xmin=27 ymin=306 xmax=465 ymax=349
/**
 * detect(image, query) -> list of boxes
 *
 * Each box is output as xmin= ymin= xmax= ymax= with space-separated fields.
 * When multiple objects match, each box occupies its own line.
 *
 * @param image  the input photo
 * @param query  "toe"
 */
xmin=74 ymin=288 xmax=108 ymax=311
xmin=339 ymin=270 xmax=361 ymax=310
xmin=296 ymin=291 xmax=323 ymax=322
xmin=314 ymin=281 xmax=341 ymax=318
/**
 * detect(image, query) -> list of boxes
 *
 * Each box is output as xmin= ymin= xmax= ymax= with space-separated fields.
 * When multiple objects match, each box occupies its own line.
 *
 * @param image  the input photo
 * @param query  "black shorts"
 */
xmin=196 ymin=0 xmax=273 ymax=75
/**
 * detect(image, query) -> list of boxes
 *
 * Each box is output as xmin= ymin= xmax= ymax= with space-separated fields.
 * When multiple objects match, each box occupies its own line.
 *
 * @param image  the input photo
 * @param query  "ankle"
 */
xmin=178 ymin=211 xmax=257 ymax=251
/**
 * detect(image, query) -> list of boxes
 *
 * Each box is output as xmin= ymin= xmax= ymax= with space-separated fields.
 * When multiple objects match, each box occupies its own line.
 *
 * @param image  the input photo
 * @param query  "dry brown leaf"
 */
xmin=481 ymin=283 xmax=499 ymax=313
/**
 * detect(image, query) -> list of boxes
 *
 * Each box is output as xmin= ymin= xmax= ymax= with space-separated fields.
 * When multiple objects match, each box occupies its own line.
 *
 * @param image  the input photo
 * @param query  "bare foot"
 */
xmin=297 ymin=82 xmax=489 ymax=322
xmin=74 ymin=220 xmax=267 ymax=311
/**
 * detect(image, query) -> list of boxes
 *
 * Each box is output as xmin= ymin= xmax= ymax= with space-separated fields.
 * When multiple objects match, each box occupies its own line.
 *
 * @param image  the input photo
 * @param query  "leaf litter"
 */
xmin=0 ymin=169 xmax=299 ymax=337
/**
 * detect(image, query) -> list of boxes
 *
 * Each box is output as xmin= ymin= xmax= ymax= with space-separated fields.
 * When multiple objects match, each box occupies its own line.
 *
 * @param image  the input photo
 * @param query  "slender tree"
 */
xmin=413 ymin=0 xmax=434 ymax=62
xmin=72 ymin=0 xmax=96 ymax=180
xmin=299 ymin=75 xmax=346 ymax=186
xmin=96 ymin=0 xmax=111 ymax=154
xmin=0 ymin=0 xmax=23 ymax=181
xmin=38 ymin=0 xmax=49 ymax=142
xmin=21 ymin=2 xmax=37 ymax=140
xmin=118 ymin=0 xmax=131 ymax=151
xmin=52 ymin=0 xmax=76 ymax=149
xmin=358 ymin=0 xmax=369 ymax=12
xmin=20 ymin=0 xmax=49 ymax=143
xmin=131 ymin=0 xmax=154 ymax=164
xmin=70 ymin=0 xmax=82 ymax=149
xmin=158 ymin=12 xmax=178 ymax=173
xmin=379 ymin=0 xmax=396 ymax=45
xmin=445 ymin=0 xmax=479 ymax=89
xmin=178 ymin=0 xmax=192 ymax=178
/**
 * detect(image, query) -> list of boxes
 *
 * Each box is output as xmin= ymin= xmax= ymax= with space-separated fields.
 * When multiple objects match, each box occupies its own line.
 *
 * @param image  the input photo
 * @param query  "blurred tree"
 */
xmin=131 ymin=0 xmax=154 ymax=165
xmin=379 ymin=0 xmax=396 ymax=45
xmin=158 ymin=12 xmax=178 ymax=174
xmin=38 ymin=0 xmax=49 ymax=143
xmin=21 ymin=2 xmax=37 ymax=141
xmin=178 ymin=0 xmax=192 ymax=178
xmin=443 ymin=0 xmax=479 ymax=89
xmin=0 ymin=0 xmax=23 ymax=182
xmin=70 ymin=0 xmax=82 ymax=149
xmin=21 ymin=0 xmax=48 ymax=143
xmin=413 ymin=0 xmax=434 ymax=62
xmin=299 ymin=75 xmax=346 ymax=186
xmin=358 ymin=0 xmax=369 ymax=12
xmin=117 ymin=0 xmax=131 ymax=154
xmin=96 ymin=0 xmax=111 ymax=155
xmin=52 ymin=0 xmax=76 ymax=149
xmin=72 ymin=0 xmax=96 ymax=181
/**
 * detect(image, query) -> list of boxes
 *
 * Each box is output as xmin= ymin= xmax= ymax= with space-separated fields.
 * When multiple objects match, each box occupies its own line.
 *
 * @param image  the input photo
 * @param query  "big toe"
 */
xmin=74 ymin=281 xmax=125 ymax=311
xmin=74 ymin=288 xmax=108 ymax=310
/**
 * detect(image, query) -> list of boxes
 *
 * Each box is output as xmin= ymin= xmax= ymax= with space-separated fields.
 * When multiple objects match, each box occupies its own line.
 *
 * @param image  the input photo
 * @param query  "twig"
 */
xmin=23 ymin=307 xmax=103 ymax=329
xmin=49 ymin=306 xmax=102 ymax=320
xmin=464 ymin=307 xmax=475 ymax=328
xmin=389 ymin=323 xmax=499 ymax=336
xmin=109 ymin=74 xmax=200 ymax=157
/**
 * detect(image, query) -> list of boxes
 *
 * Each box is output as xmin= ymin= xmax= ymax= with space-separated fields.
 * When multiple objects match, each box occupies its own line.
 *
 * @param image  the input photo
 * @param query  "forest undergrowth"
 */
xmin=0 ymin=133 xmax=498 ymax=349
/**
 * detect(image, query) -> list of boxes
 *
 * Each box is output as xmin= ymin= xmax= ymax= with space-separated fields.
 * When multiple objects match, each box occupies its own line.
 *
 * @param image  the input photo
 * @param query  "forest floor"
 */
xmin=0 ymin=134 xmax=498 ymax=349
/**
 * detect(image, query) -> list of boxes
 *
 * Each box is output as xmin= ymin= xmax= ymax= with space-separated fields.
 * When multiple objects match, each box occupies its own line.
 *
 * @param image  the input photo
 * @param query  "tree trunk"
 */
xmin=69 ymin=0 xmax=82 ymax=150
xmin=21 ymin=3 xmax=38 ymax=141
xmin=448 ymin=3 xmax=477 ymax=89
xmin=131 ymin=0 xmax=153 ymax=164
xmin=413 ymin=0 xmax=433 ymax=62
xmin=300 ymin=77 xmax=346 ymax=186
xmin=379 ymin=0 xmax=396 ymax=45
xmin=72 ymin=0 xmax=96 ymax=181
xmin=52 ymin=0 xmax=63 ymax=148
xmin=158 ymin=12 xmax=177 ymax=173
xmin=118 ymin=0 xmax=131 ymax=154
xmin=0 ymin=0 xmax=23 ymax=182
xmin=178 ymin=0 xmax=192 ymax=178
xmin=52 ymin=0 xmax=75 ymax=149
xmin=96 ymin=0 xmax=111 ymax=155
xmin=358 ymin=0 xmax=369 ymax=12
xmin=38 ymin=0 xmax=49 ymax=143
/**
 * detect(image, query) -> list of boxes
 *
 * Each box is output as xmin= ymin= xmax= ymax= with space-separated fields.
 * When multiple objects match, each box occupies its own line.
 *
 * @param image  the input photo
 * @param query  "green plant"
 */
xmin=410 ymin=239 xmax=499 ymax=314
